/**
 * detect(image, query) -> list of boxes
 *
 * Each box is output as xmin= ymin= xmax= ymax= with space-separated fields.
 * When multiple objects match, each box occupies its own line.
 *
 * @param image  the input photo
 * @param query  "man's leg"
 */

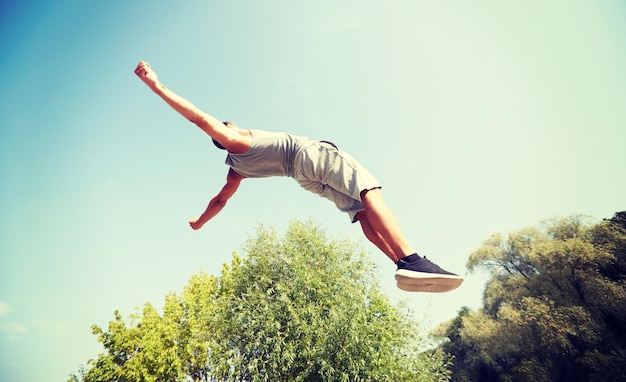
xmin=358 ymin=188 xmax=464 ymax=293
xmin=357 ymin=188 xmax=415 ymax=263
xmin=356 ymin=210 xmax=399 ymax=262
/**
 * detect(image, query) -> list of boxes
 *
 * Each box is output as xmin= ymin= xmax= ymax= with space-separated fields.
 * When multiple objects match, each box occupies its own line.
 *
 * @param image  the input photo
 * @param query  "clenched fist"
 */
xmin=134 ymin=61 xmax=159 ymax=89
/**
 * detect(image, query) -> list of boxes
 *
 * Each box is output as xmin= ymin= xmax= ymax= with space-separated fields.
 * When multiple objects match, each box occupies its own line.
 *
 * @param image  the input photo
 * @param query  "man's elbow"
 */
xmin=187 ymin=113 xmax=205 ymax=126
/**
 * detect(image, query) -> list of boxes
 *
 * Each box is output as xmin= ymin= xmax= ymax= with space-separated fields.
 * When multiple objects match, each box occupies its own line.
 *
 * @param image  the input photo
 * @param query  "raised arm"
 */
xmin=134 ymin=61 xmax=237 ymax=148
xmin=189 ymin=168 xmax=245 ymax=230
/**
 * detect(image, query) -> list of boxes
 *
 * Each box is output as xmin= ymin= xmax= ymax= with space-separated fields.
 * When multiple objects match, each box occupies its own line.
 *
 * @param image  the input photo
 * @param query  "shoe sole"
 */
xmin=395 ymin=269 xmax=464 ymax=293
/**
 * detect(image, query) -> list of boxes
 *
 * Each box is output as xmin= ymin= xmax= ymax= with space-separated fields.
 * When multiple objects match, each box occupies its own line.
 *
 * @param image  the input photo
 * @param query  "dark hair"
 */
xmin=212 ymin=138 xmax=226 ymax=150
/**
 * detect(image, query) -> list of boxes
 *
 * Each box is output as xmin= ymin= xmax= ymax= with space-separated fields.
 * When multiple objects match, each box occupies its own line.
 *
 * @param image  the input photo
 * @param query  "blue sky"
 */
xmin=1 ymin=1 xmax=625 ymax=380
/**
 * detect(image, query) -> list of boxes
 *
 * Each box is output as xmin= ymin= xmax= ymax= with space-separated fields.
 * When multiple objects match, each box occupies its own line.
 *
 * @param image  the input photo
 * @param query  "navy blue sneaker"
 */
xmin=395 ymin=256 xmax=463 ymax=293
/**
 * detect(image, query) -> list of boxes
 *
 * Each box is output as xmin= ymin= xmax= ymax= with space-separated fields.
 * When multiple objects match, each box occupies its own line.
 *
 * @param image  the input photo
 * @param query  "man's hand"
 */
xmin=134 ymin=61 xmax=159 ymax=89
xmin=189 ymin=216 xmax=205 ymax=230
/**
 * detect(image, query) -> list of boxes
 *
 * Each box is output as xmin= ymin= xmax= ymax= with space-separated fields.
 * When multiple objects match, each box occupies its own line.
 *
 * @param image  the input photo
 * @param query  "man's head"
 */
xmin=212 ymin=121 xmax=235 ymax=150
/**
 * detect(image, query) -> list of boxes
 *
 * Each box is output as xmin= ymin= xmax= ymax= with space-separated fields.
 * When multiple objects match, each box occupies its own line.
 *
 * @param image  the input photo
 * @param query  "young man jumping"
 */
xmin=134 ymin=61 xmax=463 ymax=293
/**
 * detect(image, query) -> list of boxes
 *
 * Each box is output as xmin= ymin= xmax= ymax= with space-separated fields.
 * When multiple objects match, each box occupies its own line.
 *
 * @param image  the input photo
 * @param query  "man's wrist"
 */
xmin=149 ymin=81 xmax=163 ymax=93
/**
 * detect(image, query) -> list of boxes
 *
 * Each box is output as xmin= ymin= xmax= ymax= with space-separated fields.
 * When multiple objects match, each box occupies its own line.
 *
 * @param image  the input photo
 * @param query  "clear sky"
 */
xmin=1 ymin=1 xmax=625 ymax=380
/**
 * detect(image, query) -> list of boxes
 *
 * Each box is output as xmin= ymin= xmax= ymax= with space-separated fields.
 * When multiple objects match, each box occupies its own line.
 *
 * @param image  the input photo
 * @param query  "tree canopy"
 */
xmin=434 ymin=212 xmax=626 ymax=381
xmin=71 ymin=221 xmax=450 ymax=382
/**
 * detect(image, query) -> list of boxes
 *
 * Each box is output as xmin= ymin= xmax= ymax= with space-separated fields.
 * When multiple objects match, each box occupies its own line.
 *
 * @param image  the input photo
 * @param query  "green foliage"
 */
xmin=435 ymin=212 xmax=626 ymax=381
xmin=71 ymin=221 xmax=450 ymax=381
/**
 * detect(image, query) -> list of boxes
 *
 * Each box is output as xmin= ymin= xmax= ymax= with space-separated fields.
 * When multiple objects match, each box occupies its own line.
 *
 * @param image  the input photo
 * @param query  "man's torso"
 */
xmin=225 ymin=130 xmax=313 ymax=178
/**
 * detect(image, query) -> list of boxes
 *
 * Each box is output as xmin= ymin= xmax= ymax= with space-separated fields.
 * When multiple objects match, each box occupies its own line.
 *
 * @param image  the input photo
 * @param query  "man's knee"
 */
xmin=355 ymin=210 xmax=366 ymax=222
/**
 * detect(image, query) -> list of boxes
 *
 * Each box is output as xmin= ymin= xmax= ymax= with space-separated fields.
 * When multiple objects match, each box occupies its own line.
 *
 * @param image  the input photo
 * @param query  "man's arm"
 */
xmin=189 ymin=168 xmax=245 ymax=230
xmin=134 ymin=61 xmax=232 ymax=144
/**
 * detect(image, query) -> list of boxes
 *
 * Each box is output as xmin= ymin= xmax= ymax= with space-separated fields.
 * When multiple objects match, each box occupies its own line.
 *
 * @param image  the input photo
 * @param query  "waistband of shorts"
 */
xmin=319 ymin=140 xmax=338 ymax=149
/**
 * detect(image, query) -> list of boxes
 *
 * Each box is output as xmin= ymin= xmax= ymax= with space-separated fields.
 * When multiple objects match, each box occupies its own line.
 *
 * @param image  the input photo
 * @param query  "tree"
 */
xmin=433 ymin=212 xmax=626 ymax=381
xmin=71 ymin=221 xmax=450 ymax=381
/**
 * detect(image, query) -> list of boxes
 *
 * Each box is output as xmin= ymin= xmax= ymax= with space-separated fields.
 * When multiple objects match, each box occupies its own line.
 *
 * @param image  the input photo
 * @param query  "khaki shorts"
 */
xmin=293 ymin=140 xmax=381 ymax=223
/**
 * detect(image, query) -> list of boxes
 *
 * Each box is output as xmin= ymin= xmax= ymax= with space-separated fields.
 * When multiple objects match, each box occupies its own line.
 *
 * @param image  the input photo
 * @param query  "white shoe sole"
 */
xmin=395 ymin=269 xmax=464 ymax=293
